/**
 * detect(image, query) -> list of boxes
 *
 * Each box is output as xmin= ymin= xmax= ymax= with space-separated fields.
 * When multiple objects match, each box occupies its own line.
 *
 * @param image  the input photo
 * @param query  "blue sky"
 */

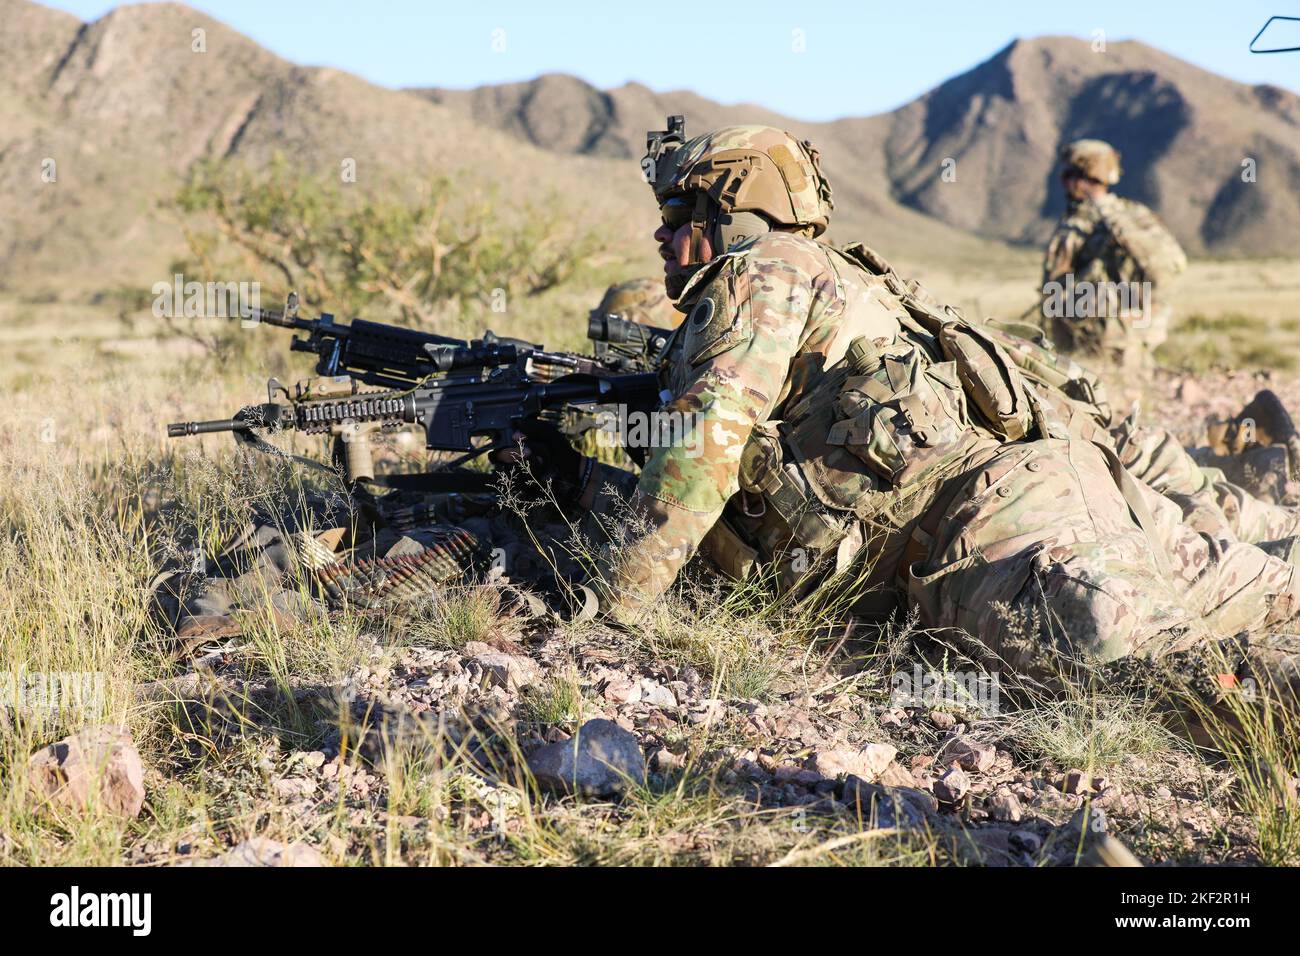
xmin=42 ymin=1 xmax=1300 ymax=120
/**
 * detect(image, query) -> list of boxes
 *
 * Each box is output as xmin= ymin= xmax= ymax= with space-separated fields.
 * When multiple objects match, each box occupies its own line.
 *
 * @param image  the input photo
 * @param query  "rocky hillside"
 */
xmin=3 ymin=0 xmax=1296 ymax=299
xmin=0 ymin=0 xmax=654 ymax=296
xmin=417 ymin=37 xmax=1300 ymax=258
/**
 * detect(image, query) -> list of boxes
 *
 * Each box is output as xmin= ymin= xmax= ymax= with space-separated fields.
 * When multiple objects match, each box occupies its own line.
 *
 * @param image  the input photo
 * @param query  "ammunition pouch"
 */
xmin=738 ymin=422 xmax=848 ymax=556
xmin=982 ymin=318 xmax=1115 ymax=427
xmin=699 ymin=515 xmax=758 ymax=581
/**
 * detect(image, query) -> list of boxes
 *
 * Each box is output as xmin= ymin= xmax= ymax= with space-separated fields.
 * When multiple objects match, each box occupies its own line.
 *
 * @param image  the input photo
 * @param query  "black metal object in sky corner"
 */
xmin=1249 ymin=16 xmax=1300 ymax=53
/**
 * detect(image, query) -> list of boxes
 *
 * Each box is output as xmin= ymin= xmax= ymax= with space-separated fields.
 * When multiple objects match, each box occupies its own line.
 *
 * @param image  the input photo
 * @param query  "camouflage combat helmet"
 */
xmin=590 ymin=277 xmax=680 ymax=329
xmin=644 ymin=116 xmax=834 ymax=256
xmin=1060 ymin=138 xmax=1122 ymax=185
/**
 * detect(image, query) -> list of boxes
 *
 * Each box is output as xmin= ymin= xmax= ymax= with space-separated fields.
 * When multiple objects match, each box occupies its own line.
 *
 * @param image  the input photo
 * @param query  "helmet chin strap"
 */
xmin=687 ymin=192 xmax=710 ymax=264
xmin=670 ymin=200 xmax=772 ymax=302
xmin=688 ymin=195 xmax=773 ymax=265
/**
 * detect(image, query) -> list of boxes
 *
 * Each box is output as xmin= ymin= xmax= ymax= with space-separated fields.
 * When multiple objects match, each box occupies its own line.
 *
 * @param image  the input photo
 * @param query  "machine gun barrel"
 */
xmin=167 ymin=372 xmax=662 ymax=456
xmin=166 ymin=418 xmax=246 ymax=437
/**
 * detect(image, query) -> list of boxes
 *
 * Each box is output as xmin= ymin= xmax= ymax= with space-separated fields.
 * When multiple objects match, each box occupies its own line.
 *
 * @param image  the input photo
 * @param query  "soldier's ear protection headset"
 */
xmin=647 ymin=116 xmax=772 ymax=265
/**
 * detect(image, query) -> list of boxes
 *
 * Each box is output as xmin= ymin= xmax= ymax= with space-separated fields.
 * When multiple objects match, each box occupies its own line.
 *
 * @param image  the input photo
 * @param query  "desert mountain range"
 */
xmin=3 ymin=0 xmax=1297 ymax=297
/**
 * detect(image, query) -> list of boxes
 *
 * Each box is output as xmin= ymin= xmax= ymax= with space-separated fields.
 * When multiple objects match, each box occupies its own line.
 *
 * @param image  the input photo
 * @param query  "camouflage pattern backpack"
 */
xmin=1091 ymin=193 xmax=1188 ymax=287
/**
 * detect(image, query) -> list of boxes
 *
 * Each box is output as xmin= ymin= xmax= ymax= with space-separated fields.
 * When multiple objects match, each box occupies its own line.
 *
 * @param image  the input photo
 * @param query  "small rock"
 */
xmin=968 ymin=827 xmax=1012 ymax=861
xmin=773 ymin=764 xmax=805 ymax=784
xmin=300 ymin=751 xmax=327 ymax=771
xmin=934 ymin=766 xmax=971 ymax=803
xmin=687 ymin=698 xmax=724 ymax=726
xmin=1010 ymin=829 xmax=1043 ymax=855
xmin=1067 ymin=805 xmax=1108 ymax=839
xmin=987 ymin=788 xmax=1023 ymax=823
xmin=879 ymin=707 xmax=907 ymax=727
xmin=642 ymin=712 xmax=673 ymax=731
xmin=936 ymin=736 xmax=996 ymax=773
xmin=840 ymin=776 xmax=937 ymax=826
xmin=928 ymin=710 xmax=957 ymax=730
xmin=910 ymin=754 xmax=935 ymax=773
xmin=201 ymin=837 xmax=326 ymax=867
xmin=651 ymin=748 xmax=686 ymax=774
xmin=467 ymin=644 xmax=540 ymax=691
xmin=1094 ymin=785 xmax=1123 ymax=809
xmin=1061 ymin=769 xmax=1094 ymax=795
xmin=272 ymin=777 xmax=317 ymax=800
xmin=527 ymin=718 xmax=646 ymax=796
xmin=877 ymin=761 xmax=918 ymax=788
xmin=811 ymin=743 xmax=898 ymax=782
xmin=1032 ymin=787 xmax=1081 ymax=812
xmin=28 ymin=726 xmax=145 ymax=819
xmin=603 ymin=676 xmax=641 ymax=705
xmin=639 ymin=679 xmax=678 ymax=710
xmin=791 ymin=769 xmax=822 ymax=788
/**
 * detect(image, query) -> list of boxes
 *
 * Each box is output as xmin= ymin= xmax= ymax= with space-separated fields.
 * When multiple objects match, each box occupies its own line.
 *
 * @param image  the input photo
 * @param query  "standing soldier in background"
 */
xmin=1041 ymin=139 xmax=1187 ymax=372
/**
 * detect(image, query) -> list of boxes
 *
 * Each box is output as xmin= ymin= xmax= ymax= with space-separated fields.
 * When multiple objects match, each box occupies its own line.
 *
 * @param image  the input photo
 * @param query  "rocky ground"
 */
xmin=25 ymin=590 xmax=1273 ymax=867
xmin=13 ymin=357 xmax=1300 ymax=869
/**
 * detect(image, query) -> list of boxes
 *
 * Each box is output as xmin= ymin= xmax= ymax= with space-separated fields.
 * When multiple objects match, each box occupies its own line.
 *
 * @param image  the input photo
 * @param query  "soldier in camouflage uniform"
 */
xmin=591 ymin=278 xmax=683 ymax=332
xmin=1041 ymin=139 xmax=1187 ymax=372
xmin=594 ymin=282 xmax=1300 ymax=562
xmin=565 ymin=118 xmax=1299 ymax=707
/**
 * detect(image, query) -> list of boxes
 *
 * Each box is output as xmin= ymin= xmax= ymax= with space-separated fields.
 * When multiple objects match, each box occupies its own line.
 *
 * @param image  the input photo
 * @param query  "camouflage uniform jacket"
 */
xmin=1043 ymin=195 xmax=1138 ymax=291
xmin=586 ymin=231 xmax=1005 ymax=615
xmin=1041 ymin=193 xmax=1185 ymax=364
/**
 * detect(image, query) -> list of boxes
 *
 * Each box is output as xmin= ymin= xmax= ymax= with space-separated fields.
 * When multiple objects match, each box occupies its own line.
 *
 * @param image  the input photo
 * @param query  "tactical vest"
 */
xmin=704 ymin=241 xmax=1044 ymax=593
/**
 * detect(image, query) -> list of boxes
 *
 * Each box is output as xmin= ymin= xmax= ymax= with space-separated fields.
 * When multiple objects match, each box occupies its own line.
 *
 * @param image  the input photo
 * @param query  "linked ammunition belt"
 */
xmin=314 ymin=528 xmax=485 ymax=606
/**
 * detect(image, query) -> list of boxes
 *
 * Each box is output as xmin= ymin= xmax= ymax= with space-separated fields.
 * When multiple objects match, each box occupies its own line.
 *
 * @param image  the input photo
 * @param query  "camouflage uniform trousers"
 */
xmin=1031 ymin=386 xmax=1300 ymax=561
xmin=906 ymin=436 xmax=1300 ymax=705
xmin=170 ymin=490 xmax=584 ymax=638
